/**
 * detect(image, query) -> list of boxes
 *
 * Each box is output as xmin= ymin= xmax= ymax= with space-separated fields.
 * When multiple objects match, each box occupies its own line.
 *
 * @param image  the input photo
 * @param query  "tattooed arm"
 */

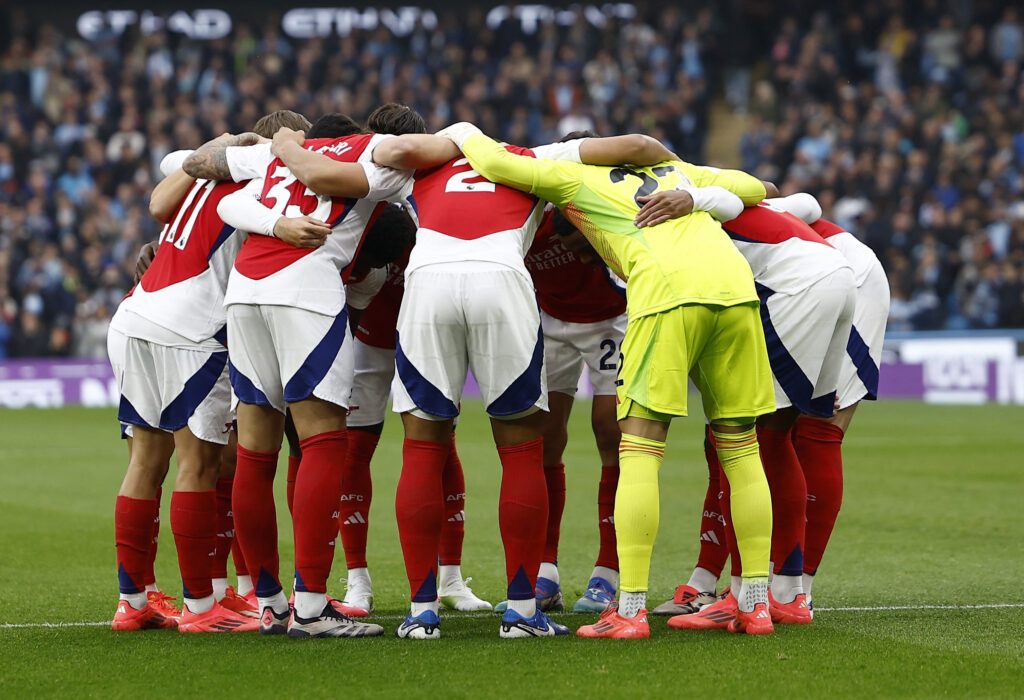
xmin=182 ymin=132 xmax=262 ymax=181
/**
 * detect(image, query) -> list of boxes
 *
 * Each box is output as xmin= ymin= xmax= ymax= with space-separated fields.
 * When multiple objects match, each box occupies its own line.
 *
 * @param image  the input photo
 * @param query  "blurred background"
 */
xmin=0 ymin=0 xmax=1022 ymax=405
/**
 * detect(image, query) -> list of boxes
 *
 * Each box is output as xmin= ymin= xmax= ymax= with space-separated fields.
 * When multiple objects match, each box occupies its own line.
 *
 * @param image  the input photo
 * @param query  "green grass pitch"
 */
xmin=1 ymin=399 xmax=1022 ymax=698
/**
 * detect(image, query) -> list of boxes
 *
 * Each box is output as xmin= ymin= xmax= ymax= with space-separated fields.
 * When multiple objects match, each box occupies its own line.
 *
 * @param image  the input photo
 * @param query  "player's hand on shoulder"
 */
xmin=634 ymin=189 xmax=694 ymax=228
xmin=135 ymin=241 xmax=158 ymax=282
xmin=273 ymin=215 xmax=332 ymax=248
xmin=271 ymin=127 xmax=305 ymax=156
xmin=434 ymin=122 xmax=481 ymax=148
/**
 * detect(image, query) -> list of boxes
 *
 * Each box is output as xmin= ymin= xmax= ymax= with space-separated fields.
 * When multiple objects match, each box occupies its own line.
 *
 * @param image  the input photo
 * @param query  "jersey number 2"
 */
xmin=445 ymin=158 xmax=496 ymax=193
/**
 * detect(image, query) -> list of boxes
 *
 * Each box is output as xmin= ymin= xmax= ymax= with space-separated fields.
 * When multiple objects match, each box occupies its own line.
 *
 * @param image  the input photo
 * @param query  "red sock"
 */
xmin=595 ymin=464 xmax=619 ymax=570
xmin=286 ymin=455 xmax=300 ymax=516
xmin=232 ymin=445 xmax=281 ymax=598
xmin=212 ymin=478 xmax=233 ymax=580
xmin=696 ymin=429 xmax=728 ymax=577
xmin=115 ymin=495 xmax=158 ymax=594
xmin=718 ymin=465 xmax=742 ymax=578
xmin=758 ymin=424 xmax=807 ymax=576
xmin=498 ymin=438 xmax=547 ymax=600
xmin=293 ymin=430 xmax=347 ymax=594
xmin=339 ymin=430 xmax=378 ymax=570
xmin=170 ymin=490 xmax=217 ymax=600
xmin=396 ymin=438 xmax=449 ymax=601
xmin=439 ymin=434 xmax=466 ymax=566
xmin=541 ymin=462 xmax=565 ymax=564
xmin=142 ymin=487 xmax=161 ymax=587
xmin=793 ymin=417 xmax=845 ymax=574
xmin=231 ymin=539 xmax=248 ymax=578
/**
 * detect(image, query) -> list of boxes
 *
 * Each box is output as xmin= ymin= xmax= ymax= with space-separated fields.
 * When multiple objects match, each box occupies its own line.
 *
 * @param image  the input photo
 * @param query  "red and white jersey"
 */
xmin=526 ymin=209 xmax=627 ymax=323
xmin=353 ymin=245 xmax=410 ymax=350
xmin=111 ymin=179 xmax=245 ymax=345
xmin=400 ymin=140 xmax=583 ymax=278
xmin=721 ymin=202 xmax=852 ymax=295
xmin=811 ymin=218 xmax=882 ymax=288
xmin=220 ymin=135 xmax=411 ymax=316
xmin=346 ymin=266 xmax=388 ymax=311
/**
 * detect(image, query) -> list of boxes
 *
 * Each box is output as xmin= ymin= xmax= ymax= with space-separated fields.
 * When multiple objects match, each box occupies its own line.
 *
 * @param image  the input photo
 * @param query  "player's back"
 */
xmin=562 ymin=159 xmax=758 ymax=318
xmin=354 ymin=244 xmax=410 ymax=351
xmin=525 ymin=210 xmax=625 ymax=323
xmin=722 ymin=203 xmax=851 ymax=295
xmin=115 ymin=178 xmax=245 ymax=344
xmin=810 ymin=218 xmax=882 ymax=288
xmin=226 ymin=134 xmax=405 ymax=317
xmin=403 ymin=148 xmax=544 ymax=277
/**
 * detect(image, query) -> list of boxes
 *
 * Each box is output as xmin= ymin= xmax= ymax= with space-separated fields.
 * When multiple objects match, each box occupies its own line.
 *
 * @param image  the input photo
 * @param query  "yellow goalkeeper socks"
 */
xmin=615 ymin=433 xmax=666 ymax=595
xmin=713 ymin=426 xmax=772 ymax=580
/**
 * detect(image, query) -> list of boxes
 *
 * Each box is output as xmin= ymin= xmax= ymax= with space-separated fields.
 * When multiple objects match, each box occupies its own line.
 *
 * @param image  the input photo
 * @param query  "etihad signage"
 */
xmin=76 ymin=4 xmax=637 ymax=40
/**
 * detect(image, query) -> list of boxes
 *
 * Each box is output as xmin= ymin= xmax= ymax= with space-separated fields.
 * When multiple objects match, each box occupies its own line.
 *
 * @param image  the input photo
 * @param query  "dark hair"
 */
xmin=252 ymin=110 xmax=311 ymax=138
xmin=367 ymin=103 xmax=427 ymax=135
xmin=307 ymin=113 xmax=363 ymax=139
xmin=360 ymin=204 xmax=416 ymax=266
xmin=559 ymin=129 xmax=599 ymax=142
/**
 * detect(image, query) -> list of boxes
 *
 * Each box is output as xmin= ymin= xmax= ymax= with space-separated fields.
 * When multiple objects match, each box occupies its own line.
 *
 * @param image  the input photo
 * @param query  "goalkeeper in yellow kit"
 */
xmin=439 ymin=123 xmax=777 ymax=637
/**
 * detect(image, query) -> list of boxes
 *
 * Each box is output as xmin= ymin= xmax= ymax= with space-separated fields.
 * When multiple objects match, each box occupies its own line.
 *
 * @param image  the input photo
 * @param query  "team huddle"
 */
xmin=107 ymin=103 xmax=889 ymax=639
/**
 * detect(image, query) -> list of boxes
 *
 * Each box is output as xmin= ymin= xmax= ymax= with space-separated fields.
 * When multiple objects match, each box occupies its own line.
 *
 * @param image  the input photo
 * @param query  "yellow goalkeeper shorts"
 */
xmin=616 ymin=302 xmax=775 ymax=422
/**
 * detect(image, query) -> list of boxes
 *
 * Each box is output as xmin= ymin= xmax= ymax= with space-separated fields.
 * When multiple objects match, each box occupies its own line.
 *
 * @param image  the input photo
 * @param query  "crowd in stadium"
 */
xmin=0 ymin=1 xmax=1022 ymax=360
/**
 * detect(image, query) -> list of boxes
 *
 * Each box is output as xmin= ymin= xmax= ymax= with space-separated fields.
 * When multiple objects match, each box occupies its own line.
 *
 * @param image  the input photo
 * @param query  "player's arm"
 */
xmin=269 ymin=127 xmax=375 ymax=198
xmin=634 ymin=185 xmax=745 ymax=228
xmin=440 ymin=122 xmax=579 ymax=206
xmin=372 ymin=134 xmax=461 ymax=170
xmin=216 ymin=179 xmax=332 ymax=248
xmin=679 ymin=163 xmax=767 ymax=206
xmin=765 ymin=193 xmax=822 ymax=224
xmin=134 ymin=241 xmax=158 ymax=282
xmin=578 ymin=134 xmax=676 ymax=167
xmin=182 ymin=132 xmax=263 ymax=181
xmin=345 ymin=267 xmax=386 ymax=336
xmin=149 ymin=149 xmax=197 ymax=223
xmin=149 ymin=170 xmax=195 ymax=223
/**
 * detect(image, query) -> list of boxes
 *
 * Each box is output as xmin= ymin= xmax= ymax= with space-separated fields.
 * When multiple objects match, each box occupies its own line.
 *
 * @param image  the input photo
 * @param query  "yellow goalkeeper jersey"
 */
xmin=460 ymin=133 xmax=766 ymax=319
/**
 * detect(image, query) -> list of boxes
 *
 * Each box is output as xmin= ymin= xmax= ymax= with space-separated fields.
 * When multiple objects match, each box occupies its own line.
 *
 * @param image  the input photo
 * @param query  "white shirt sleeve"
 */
xmin=216 ymin=179 xmax=278 ymax=236
xmin=766 ymin=194 xmax=823 ymax=225
xmin=345 ymin=267 xmax=387 ymax=310
xmin=160 ymin=150 xmax=194 ymax=177
xmin=225 ymin=143 xmax=274 ymax=183
xmin=681 ymin=185 xmax=744 ymax=222
xmin=529 ymin=139 xmax=584 ymax=162
xmin=362 ymin=134 xmax=413 ymax=201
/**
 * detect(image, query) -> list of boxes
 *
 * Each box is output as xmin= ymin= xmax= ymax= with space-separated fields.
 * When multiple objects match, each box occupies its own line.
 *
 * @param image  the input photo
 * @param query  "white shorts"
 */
xmin=348 ymin=339 xmax=395 ymax=428
xmin=391 ymin=263 xmax=548 ymax=420
xmin=226 ymin=303 xmax=354 ymax=414
xmin=836 ymin=258 xmax=889 ymax=409
xmin=108 ymin=327 xmax=232 ymax=445
xmin=760 ymin=268 xmax=856 ymax=416
xmin=542 ymin=310 xmax=627 ymax=396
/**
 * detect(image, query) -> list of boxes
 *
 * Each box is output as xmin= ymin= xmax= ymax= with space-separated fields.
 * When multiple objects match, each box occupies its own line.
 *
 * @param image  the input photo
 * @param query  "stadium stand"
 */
xmin=0 ymin=2 xmax=1022 ymax=358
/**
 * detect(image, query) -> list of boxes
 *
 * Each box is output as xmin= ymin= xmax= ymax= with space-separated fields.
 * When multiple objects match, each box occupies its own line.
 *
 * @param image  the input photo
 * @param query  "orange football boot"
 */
xmin=111 ymin=601 xmax=176 ymax=631
xmin=728 ymin=602 xmax=774 ymax=635
xmin=146 ymin=590 xmax=182 ymax=620
xmin=219 ymin=585 xmax=260 ymax=618
xmin=768 ymin=592 xmax=813 ymax=624
xmin=178 ymin=600 xmax=260 ymax=633
xmin=667 ymin=591 xmax=738 ymax=630
xmin=576 ymin=602 xmax=650 ymax=639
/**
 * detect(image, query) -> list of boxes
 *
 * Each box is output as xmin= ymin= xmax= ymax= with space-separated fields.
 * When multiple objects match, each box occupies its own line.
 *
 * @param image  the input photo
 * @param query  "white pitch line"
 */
xmin=3 ymin=603 xmax=1023 ymax=629
xmin=815 ymin=603 xmax=1024 ymax=612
